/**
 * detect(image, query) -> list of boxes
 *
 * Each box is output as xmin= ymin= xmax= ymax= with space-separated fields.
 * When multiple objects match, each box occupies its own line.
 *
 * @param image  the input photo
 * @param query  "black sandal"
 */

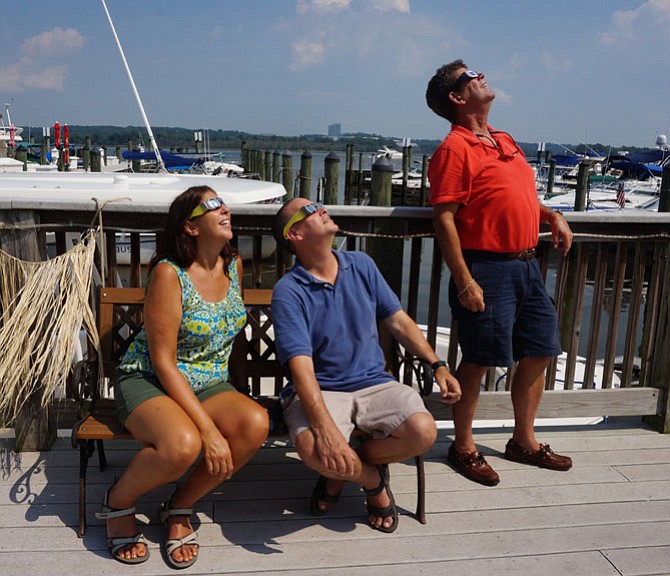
xmin=310 ymin=475 xmax=342 ymax=516
xmin=363 ymin=464 xmax=398 ymax=533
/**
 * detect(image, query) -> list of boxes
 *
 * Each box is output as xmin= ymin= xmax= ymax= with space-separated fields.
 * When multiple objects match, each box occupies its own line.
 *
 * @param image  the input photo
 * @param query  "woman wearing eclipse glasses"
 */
xmin=97 ymin=186 xmax=268 ymax=568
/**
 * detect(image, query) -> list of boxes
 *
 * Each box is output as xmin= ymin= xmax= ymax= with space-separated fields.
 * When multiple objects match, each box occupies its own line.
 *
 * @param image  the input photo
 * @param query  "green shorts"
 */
xmin=114 ymin=371 xmax=236 ymax=427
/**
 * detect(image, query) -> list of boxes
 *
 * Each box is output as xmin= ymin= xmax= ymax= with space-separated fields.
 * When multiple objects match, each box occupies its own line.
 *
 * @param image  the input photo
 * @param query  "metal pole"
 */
xmin=100 ymin=0 xmax=166 ymax=173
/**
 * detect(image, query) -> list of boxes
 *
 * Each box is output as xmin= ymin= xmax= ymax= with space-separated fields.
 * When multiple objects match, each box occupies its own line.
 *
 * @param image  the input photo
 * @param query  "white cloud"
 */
xmin=0 ymin=63 xmax=67 ymax=92
xmin=210 ymin=25 xmax=224 ymax=38
xmin=366 ymin=0 xmax=411 ymax=13
xmin=291 ymin=39 xmax=326 ymax=69
xmin=539 ymin=52 xmax=573 ymax=73
xmin=494 ymin=88 xmax=512 ymax=105
xmin=296 ymin=0 xmax=352 ymax=16
xmin=599 ymin=0 xmax=670 ymax=46
xmin=21 ymin=27 xmax=86 ymax=54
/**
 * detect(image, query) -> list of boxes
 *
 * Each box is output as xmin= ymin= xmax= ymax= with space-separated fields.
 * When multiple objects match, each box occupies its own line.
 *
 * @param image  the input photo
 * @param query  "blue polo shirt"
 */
xmin=271 ymin=250 xmax=402 ymax=393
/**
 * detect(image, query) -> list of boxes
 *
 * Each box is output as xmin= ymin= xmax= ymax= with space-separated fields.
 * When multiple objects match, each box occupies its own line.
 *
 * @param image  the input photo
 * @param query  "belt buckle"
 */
xmin=518 ymin=249 xmax=535 ymax=261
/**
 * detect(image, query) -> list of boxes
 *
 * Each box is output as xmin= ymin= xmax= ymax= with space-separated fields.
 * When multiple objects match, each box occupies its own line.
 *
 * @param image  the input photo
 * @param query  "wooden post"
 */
xmin=324 ymin=151 xmax=339 ymax=205
xmin=659 ymin=165 xmax=670 ymax=213
xmin=546 ymin=159 xmax=556 ymax=197
xmin=299 ymin=150 xmax=312 ymax=200
xmin=272 ymin=150 xmax=281 ymax=183
xmin=371 ymin=155 xmax=393 ymax=207
xmin=419 ymin=154 xmax=429 ymax=206
xmin=574 ymin=160 xmax=590 ymax=211
xmin=115 ymin=145 xmax=122 ymax=163
xmin=264 ymin=150 xmax=272 ymax=181
xmin=282 ymin=150 xmax=293 ymax=199
xmin=0 ymin=210 xmax=54 ymax=451
xmin=368 ymin=155 xmax=402 ymax=295
xmin=40 ymin=137 xmax=49 ymax=166
xmin=240 ymin=140 xmax=247 ymax=172
xmin=90 ymin=148 xmax=102 ymax=172
xmin=15 ymin=146 xmax=28 ymax=171
xmin=81 ymin=143 xmax=91 ymax=171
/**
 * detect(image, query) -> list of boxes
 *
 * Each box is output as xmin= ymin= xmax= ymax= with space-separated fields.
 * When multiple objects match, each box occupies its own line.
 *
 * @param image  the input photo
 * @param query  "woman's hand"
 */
xmin=200 ymin=427 xmax=234 ymax=479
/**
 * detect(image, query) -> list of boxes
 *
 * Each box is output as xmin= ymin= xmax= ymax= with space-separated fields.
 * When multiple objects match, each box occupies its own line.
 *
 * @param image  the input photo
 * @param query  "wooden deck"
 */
xmin=1 ymin=417 xmax=670 ymax=576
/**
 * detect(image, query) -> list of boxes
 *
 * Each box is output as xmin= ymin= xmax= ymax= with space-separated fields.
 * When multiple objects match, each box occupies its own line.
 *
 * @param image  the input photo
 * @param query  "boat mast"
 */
xmin=100 ymin=0 xmax=166 ymax=172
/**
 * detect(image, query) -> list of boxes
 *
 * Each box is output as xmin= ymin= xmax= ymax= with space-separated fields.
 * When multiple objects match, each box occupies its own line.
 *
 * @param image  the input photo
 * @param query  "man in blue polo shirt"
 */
xmin=271 ymin=198 xmax=461 ymax=533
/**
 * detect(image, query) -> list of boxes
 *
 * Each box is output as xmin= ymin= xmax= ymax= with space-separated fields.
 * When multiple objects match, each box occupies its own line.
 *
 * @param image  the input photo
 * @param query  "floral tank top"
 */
xmin=118 ymin=258 xmax=247 ymax=393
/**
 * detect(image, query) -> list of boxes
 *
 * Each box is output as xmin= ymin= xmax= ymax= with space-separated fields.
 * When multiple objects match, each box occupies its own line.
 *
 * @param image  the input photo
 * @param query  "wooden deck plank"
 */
xmin=1 ymin=422 xmax=670 ymax=575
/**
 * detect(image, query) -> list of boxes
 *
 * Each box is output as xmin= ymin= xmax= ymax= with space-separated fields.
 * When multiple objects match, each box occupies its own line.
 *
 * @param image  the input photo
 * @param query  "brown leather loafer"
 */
xmin=448 ymin=444 xmax=500 ymax=486
xmin=504 ymin=439 xmax=572 ymax=471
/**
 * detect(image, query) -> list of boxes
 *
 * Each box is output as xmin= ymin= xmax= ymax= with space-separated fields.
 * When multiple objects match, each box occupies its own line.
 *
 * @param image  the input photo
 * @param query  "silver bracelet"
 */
xmin=457 ymin=278 xmax=475 ymax=298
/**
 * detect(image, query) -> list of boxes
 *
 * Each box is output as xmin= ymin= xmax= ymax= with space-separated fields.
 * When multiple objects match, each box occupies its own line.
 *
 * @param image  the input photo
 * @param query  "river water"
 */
xmin=213 ymin=149 xmax=641 ymax=360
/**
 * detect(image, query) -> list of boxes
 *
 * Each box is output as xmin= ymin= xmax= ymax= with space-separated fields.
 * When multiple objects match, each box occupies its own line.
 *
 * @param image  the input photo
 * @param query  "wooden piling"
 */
xmin=272 ymin=150 xmax=281 ymax=183
xmin=264 ymin=150 xmax=272 ymax=181
xmin=282 ymin=151 xmax=293 ymax=199
xmin=546 ymin=159 xmax=556 ymax=197
xmin=659 ymin=165 xmax=670 ymax=213
xmin=90 ymin=148 xmax=101 ymax=173
xmin=574 ymin=160 xmax=590 ymax=211
xmin=299 ymin=150 xmax=312 ymax=200
xmin=324 ymin=152 xmax=339 ymax=205
xmin=368 ymin=155 xmax=402 ymax=295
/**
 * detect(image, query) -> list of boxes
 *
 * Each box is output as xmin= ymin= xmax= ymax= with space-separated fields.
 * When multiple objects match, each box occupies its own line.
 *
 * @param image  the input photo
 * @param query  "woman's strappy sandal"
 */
xmin=158 ymin=498 xmax=199 ymax=569
xmin=95 ymin=484 xmax=150 ymax=565
xmin=363 ymin=464 xmax=399 ymax=534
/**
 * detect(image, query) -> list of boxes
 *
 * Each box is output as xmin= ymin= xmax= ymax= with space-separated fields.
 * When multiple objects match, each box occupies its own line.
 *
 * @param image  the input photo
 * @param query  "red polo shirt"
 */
xmin=428 ymin=125 xmax=540 ymax=253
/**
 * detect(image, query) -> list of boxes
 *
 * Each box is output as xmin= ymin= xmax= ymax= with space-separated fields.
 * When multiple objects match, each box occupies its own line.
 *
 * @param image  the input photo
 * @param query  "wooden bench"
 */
xmin=71 ymin=286 xmax=426 ymax=537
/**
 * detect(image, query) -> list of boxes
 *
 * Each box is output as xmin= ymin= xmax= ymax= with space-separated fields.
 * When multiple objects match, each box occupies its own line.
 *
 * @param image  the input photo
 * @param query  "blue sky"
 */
xmin=1 ymin=0 xmax=669 ymax=148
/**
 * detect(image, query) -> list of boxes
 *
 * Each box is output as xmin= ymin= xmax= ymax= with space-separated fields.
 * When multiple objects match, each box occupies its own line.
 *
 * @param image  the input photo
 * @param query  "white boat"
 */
xmin=374 ymin=146 xmax=403 ymax=161
xmin=0 ymin=170 xmax=284 ymax=262
xmin=0 ymin=103 xmax=23 ymax=158
xmin=391 ymin=166 xmax=428 ymax=190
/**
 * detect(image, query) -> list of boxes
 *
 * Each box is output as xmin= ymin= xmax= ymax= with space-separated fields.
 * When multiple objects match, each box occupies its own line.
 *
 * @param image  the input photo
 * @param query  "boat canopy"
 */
xmin=122 ymin=150 xmax=205 ymax=170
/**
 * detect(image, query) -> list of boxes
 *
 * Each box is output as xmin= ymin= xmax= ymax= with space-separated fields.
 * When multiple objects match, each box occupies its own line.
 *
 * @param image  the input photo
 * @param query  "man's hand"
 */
xmin=548 ymin=211 xmax=573 ymax=256
xmin=313 ymin=426 xmax=358 ymax=477
xmin=434 ymin=366 xmax=462 ymax=404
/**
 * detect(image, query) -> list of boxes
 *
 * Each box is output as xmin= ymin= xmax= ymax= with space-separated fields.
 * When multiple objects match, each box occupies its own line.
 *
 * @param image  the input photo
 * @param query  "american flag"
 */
xmin=616 ymin=182 xmax=626 ymax=210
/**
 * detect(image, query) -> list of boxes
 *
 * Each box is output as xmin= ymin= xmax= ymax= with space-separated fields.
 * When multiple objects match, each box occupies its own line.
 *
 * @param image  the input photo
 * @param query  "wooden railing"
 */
xmin=1 ymin=201 xmax=669 ymax=431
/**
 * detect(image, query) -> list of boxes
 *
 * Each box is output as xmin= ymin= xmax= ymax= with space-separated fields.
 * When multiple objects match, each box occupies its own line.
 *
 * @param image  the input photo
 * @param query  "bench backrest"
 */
xmin=96 ymin=286 xmax=286 ymax=397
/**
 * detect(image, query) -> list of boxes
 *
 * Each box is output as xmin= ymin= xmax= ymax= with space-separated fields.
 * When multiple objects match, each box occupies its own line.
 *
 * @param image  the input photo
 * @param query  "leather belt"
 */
xmin=502 ymin=248 xmax=536 ymax=261
xmin=463 ymin=248 xmax=536 ymax=261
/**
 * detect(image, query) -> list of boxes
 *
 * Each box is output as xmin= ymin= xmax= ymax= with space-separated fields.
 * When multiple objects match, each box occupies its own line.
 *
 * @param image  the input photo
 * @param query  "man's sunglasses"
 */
xmin=452 ymin=69 xmax=479 ymax=92
xmin=283 ymin=202 xmax=324 ymax=239
xmin=189 ymin=197 xmax=226 ymax=219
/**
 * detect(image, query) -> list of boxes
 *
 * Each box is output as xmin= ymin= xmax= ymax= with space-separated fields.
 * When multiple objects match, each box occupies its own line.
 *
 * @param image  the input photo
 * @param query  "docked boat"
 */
xmin=0 ymin=103 xmax=23 ymax=159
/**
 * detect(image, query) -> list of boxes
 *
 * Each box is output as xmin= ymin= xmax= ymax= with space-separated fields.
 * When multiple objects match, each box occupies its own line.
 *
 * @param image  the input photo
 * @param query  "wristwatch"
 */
xmin=431 ymin=360 xmax=448 ymax=372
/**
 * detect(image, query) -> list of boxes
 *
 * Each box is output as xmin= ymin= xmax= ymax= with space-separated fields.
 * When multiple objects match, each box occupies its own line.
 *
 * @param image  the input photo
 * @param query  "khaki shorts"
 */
xmin=280 ymin=380 xmax=430 ymax=442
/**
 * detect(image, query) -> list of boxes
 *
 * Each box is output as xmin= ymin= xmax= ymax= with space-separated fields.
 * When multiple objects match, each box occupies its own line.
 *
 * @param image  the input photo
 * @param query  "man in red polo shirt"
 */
xmin=425 ymin=60 xmax=574 ymax=486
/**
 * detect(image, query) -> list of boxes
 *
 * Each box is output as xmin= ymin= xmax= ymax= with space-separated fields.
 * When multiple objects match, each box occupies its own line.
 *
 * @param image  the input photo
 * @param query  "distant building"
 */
xmin=327 ymin=123 xmax=341 ymax=139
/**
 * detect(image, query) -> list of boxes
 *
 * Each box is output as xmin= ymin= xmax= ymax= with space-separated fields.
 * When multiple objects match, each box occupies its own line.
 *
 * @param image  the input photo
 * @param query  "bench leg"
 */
xmin=77 ymin=440 xmax=93 ymax=538
xmin=96 ymin=439 xmax=108 ymax=471
xmin=415 ymin=454 xmax=426 ymax=524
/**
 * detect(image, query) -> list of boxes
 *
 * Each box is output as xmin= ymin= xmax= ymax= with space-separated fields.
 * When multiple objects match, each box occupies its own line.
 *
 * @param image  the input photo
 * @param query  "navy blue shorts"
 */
xmin=449 ymin=254 xmax=562 ymax=367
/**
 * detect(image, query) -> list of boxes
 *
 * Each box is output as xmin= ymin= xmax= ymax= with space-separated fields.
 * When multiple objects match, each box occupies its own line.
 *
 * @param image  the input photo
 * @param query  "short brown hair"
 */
xmin=425 ymin=59 xmax=467 ymax=123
